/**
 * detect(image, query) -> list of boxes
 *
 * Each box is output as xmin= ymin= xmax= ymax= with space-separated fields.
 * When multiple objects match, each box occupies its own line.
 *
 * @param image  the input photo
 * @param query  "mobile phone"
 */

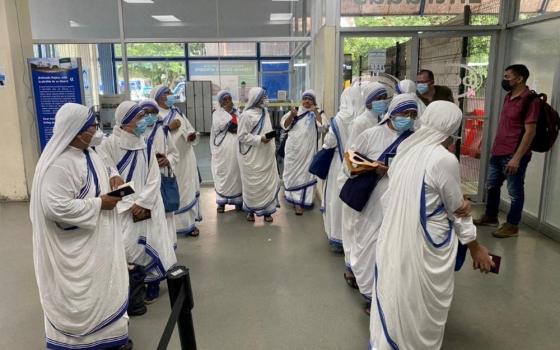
xmin=489 ymin=253 xmax=501 ymax=274
xmin=132 ymin=210 xmax=152 ymax=223
xmin=265 ymin=130 xmax=277 ymax=140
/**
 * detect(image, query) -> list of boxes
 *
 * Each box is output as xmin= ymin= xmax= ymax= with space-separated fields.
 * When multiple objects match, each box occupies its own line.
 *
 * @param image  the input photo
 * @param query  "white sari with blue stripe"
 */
xmin=237 ymin=106 xmax=280 ymax=216
xmin=39 ymin=147 xmax=129 ymax=350
xmin=97 ymin=129 xmax=177 ymax=283
xmin=281 ymin=108 xmax=327 ymax=209
xmin=210 ymin=107 xmax=243 ymax=206
xmin=160 ymin=107 xmax=202 ymax=235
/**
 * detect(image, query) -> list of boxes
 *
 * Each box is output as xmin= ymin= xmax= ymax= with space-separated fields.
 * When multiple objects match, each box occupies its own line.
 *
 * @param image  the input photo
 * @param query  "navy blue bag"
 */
xmin=339 ymin=130 xmax=413 ymax=212
xmin=309 ymin=147 xmax=336 ymax=180
xmin=161 ymin=168 xmax=180 ymax=213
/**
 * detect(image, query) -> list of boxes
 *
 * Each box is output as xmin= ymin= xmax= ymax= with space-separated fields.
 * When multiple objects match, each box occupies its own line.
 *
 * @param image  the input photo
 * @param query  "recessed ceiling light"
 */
xmin=152 ymin=15 xmax=181 ymax=22
xmin=69 ymin=20 xmax=83 ymax=27
xmin=124 ymin=0 xmax=154 ymax=3
xmin=270 ymin=13 xmax=293 ymax=21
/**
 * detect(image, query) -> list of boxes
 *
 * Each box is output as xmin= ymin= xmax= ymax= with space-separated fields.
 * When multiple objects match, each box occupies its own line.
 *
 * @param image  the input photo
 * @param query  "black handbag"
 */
xmin=277 ymin=130 xmax=288 ymax=158
xmin=309 ymin=147 xmax=336 ymax=180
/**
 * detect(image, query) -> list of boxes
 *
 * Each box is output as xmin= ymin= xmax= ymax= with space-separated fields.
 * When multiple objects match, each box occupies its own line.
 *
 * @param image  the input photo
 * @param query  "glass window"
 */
xmin=260 ymin=42 xmax=291 ymax=57
xmin=188 ymin=43 xmax=256 ymax=57
xmin=519 ymin=0 xmax=560 ymax=20
xmin=117 ymin=61 xmax=186 ymax=101
xmin=29 ymin=0 xmax=120 ymax=40
xmin=261 ymin=61 xmax=290 ymax=100
xmin=340 ymin=0 xmax=501 ymax=27
xmin=188 ymin=60 xmax=258 ymax=101
xmin=508 ymin=18 xmax=560 ymax=227
xmin=123 ymin=43 xmax=185 ymax=58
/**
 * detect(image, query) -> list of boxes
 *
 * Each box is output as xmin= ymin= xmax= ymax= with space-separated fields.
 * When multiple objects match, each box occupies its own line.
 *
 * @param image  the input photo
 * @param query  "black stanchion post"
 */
xmin=167 ymin=266 xmax=197 ymax=350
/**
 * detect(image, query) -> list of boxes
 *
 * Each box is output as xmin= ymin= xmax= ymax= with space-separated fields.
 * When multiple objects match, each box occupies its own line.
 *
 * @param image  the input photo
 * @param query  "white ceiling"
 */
xmin=29 ymin=0 xmax=310 ymax=41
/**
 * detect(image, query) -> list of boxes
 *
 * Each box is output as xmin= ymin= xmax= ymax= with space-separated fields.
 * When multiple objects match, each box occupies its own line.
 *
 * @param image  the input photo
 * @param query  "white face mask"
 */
xmin=89 ymin=130 xmax=105 ymax=147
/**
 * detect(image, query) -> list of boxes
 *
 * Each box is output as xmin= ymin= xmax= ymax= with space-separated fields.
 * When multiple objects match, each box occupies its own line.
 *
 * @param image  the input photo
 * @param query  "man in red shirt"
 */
xmin=475 ymin=64 xmax=539 ymax=238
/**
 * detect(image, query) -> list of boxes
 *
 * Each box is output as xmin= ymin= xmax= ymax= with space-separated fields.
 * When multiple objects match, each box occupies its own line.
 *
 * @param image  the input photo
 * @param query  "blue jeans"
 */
xmin=485 ymin=154 xmax=531 ymax=225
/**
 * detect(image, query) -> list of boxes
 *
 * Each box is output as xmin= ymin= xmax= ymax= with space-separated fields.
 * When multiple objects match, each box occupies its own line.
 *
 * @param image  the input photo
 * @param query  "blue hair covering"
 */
xmin=139 ymin=99 xmax=159 ymax=111
xmin=154 ymin=86 xmax=171 ymax=102
xmin=121 ymin=104 xmax=144 ymax=125
xmin=77 ymin=108 xmax=96 ymax=135
xmin=390 ymin=100 xmax=418 ymax=116
xmin=365 ymin=86 xmax=388 ymax=105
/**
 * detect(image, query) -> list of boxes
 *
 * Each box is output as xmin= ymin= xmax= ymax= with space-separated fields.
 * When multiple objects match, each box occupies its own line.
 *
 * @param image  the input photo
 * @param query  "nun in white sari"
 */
xmin=341 ymin=81 xmax=390 ymax=287
xmin=395 ymin=79 xmax=427 ymax=119
xmin=238 ymin=87 xmax=280 ymax=222
xmin=281 ymin=90 xmax=327 ymax=215
xmin=96 ymin=101 xmax=177 ymax=287
xmin=369 ymin=101 xmax=494 ymax=350
xmin=151 ymin=86 xmax=202 ymax=236
xmin=346 ymin=94 xmax=418 ymax=307
xmin=211 ymin=90 xmax=243 ymax=212
xmin=30 ymin=103 xmax=130 ymax=349
xmin=321 ymin=86 xmax=361 ymax=252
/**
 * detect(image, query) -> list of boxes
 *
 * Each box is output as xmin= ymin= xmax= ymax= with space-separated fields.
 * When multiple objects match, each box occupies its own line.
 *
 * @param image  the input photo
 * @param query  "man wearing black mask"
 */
xmin=474 ymin=64 xmax=539 ymax=238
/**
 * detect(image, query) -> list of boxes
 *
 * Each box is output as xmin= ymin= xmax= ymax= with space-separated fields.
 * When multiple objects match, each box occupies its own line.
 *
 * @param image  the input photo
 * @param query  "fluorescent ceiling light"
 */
xmin=69 ymin=20 xmax=83 ymax=28
xmin=294 ymin=63 xmax=307 ymax=67
xmin=124 ymin=0 xmax=154 ymax=3
xmin=152 ymin=15 xmax=182 ymax=22
xmin=270 ymin=13 xmax=293 ymax=21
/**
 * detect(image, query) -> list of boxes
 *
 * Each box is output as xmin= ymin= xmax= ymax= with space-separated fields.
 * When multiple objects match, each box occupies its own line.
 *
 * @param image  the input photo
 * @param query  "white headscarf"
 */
xmin=113 ymin=101 xmax=145 ymax=150
xmin=139 ymin=98 xmax=159 ymax=112
xmin=349 ymin=84 xmax=365 ymax=117
xmin=150 ymin=85 xmax=171 ymax=103
xmin=246 ymin=87 xmax=266 ymax=110
xmin=30 ymin=103 xmax=91 ymax=225
xmin=395 ymin=79 xmax=427 ymax=118
xmin=301 ymin=89 xmax=317 ymax=106
xmin=362 ymin=81 xmax=388 ymax=107
xmin=217 ymin=90 xmax=232 ymax=105
xmin=379 ymin=93 xmax=419 ymax=125
xmin=337 ymin=88 xmax=355 ymax=123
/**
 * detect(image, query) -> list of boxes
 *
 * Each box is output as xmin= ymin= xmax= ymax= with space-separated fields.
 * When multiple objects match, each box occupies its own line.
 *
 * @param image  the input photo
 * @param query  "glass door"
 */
xmin=418 ymin=32 xmax=494 ymax=199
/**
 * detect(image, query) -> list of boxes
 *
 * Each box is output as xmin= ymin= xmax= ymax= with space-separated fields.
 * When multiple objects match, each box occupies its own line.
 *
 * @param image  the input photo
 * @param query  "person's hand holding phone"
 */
xmin=468 ymin=240 xmax=495 ymax=273
xmin=109 ymin=176 xmax=125 ymax=191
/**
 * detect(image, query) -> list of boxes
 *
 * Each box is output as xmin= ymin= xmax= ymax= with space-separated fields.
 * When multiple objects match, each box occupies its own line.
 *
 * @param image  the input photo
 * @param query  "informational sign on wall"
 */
xmin=29 ymin=57 xmax=84 ymax=150
xmin=368 ymin=50 xmax=386 ymax=73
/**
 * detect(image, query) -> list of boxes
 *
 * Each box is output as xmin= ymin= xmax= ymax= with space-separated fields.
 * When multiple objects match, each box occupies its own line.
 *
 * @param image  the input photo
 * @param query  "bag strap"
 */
xmin=239 ymin=109 xmax=266 ymax=156
xmin=331 ymin=118 xmax=344 ymax=161
xmin=378 ymin=130 xmax=413 ymax=162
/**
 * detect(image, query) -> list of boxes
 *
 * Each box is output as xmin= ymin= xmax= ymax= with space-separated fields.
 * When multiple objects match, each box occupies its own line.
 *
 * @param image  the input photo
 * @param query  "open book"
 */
xmin=344 ymin=150 xmax=379 ymax=175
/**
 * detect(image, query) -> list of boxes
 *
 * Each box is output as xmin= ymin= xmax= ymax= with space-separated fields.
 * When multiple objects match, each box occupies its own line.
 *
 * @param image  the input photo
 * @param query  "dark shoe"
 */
xmin=217 ymin=206 xmax=225 ymax=213
xmin=264 ymin=215 xmax=273 ymax=223
xmin=189 ymin=227 xmax=200 ymax=237
xmin=247 ymin=213 xmax=255 ymax=222
xmin=493 ymin=223 xmax=519 ymax=238
xmin=474 ymin=215 xmax=499 ymax=227
xmin=344 ymin=272 xmax=359 ymax=289
xmin=145 ymin=282 xmax=160 ymax=305
xmin=128 ymin=265 xmax=147 ymax=316
xmin=295 ymin=206 xmax=304 ymax=216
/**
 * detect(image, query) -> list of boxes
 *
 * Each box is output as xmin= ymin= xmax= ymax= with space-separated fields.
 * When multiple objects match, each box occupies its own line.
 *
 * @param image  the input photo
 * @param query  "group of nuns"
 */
xmin=30 ymin=86 xmax=202 ymax=350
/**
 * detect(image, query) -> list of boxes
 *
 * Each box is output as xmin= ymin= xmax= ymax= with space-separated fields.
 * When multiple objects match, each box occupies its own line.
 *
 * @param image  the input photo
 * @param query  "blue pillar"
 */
xmin=97 ymin=44 xmax=116 ymax=95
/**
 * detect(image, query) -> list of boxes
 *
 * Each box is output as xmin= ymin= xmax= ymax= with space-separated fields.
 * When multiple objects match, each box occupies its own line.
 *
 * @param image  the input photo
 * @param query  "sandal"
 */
xmin=189 ymin=227 xmax=200 ymax=237
xmin=295 ymin=206 xmax=304 ymax=216
xmin=264 ymin=215 xmax=273 ymax=223
xmin=217 ymin=206 xmax=225 ymax=213
xmin=247 ymin=213 xmax=255 ymax=222
xmin=344 ymin=272 xmax=359 ymax=289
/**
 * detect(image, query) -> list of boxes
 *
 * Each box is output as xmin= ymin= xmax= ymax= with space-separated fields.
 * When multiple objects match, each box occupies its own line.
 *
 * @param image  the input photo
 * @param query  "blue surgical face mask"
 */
xmin=144 ymin=113 xmax=158 ymax=126
xmin=133 ymin=118 xmax=149 ymax=137
xmin=392 ymin=116 xmax=414 ymax=133
xmin=372 ymin=100 xmax=389 ymax=115
xmin=417 ymin=83 xmax=429 ymax=95
xmin=165 ymin=95 xmax=178 ymax=107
